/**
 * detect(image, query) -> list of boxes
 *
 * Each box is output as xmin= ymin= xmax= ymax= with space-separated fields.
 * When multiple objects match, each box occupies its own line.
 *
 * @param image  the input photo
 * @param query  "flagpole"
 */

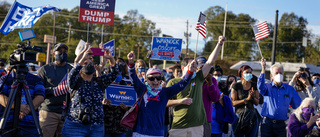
xmin=194 ymin=32 xmax=199 ymax=59
xmin=87 ymin=23 xmax=89 ymax=42
xmin=257 ymin=41 xmax=264 ymax=58
xmin=221 ymin=2 xmax=227 ymax=60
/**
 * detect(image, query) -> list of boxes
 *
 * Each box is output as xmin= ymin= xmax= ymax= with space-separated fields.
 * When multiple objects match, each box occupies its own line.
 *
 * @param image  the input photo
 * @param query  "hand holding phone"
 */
xmin=90 ymin=48 xmax=105 ymax=56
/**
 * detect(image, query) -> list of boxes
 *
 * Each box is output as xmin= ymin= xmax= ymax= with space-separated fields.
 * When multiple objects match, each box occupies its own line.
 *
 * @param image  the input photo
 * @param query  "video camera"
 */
xmin=9 ymin=29 xmax=42 ymax=65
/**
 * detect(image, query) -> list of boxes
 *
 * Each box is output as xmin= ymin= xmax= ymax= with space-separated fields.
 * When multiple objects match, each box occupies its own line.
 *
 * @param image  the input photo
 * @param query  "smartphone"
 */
xmin=91 ymin=48 xmax=105 ymax=56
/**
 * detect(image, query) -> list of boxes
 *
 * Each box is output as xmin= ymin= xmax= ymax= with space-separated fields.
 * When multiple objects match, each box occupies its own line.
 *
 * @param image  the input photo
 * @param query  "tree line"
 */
xmin=0 ymin=2 xmax=319 ymax=66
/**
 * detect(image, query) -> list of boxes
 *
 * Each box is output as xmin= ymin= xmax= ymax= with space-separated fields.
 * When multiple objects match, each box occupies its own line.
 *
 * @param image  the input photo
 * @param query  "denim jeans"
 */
xmin=1 ymin=126 xmax=39 ymax=137
xmin=260 ymin=117 xmax=286 ymax=137
xmin=232 ymin=113 xmax=259 ymax=137
xmin=62 ymin=118 xmax=105 ymax=137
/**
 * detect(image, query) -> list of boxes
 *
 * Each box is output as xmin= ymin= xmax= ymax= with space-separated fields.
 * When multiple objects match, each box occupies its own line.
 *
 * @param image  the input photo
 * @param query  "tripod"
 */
xmin=0 ymin=64 xmax=42 ymax=137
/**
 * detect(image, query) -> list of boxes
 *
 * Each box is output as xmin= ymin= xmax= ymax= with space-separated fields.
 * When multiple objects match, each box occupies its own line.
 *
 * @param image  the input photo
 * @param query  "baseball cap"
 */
xmin=146 ymin=68 xmax=161 ymax=75
xmin=195 ymin=56 xmax=207 ymax=68
xmin=53 ymin=43 xmax=68 ymax=52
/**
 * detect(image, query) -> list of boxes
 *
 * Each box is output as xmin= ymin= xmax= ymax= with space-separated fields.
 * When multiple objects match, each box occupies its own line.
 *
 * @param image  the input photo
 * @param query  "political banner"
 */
xmin=150 ymin=37 xmax=182 ymax=61
xmin=79 ymin=0 xmax=116 ymax=25
xmin=0 ymin=1 xmax=60 ymax=35
xmin=106 ymin=84 xmax=137 ymax=106
xmin=103 ymin=39 xmax=115 ymax=56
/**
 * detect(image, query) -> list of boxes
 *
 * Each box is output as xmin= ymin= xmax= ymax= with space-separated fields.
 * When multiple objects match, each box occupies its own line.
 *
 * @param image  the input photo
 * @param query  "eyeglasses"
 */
xmin=148 ymin=76 xmax=162 ymax=81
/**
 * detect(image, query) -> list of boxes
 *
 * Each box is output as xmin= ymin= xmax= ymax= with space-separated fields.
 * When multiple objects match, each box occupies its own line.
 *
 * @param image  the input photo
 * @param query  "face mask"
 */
xmin=191 ymin=73 xmax=196 ymax=79
xmin=313 ymin=79 xmax=320 ymax=84
xmin=81 ymin=64 xmax=95 ymax=75
xmin=114 ymin=74 xmax=122 ymax=83
xmin=302 ymin=107 xmax=314 ymax=121
xmin=228 ymin=81 xmax=233 ymax=85
xmin=273 ymin=74 xmax=283 ymax=83
xmin=243 ymin=73 xmax=253 ymax=82
xmin=137 ymin=68 xmax=145 ymax=73
xmin=55 ymin=52 xmax=68 ymax=63
xmin=0 ymin=69 xmax=3 ymax=73
xmin=214 ymin=76 xmax=221 ymax=82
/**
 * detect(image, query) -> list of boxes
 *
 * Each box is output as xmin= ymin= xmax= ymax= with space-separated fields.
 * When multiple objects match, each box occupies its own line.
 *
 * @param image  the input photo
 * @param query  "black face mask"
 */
xmin=228 ymin=81 xmax=233 ymax=85
xmin=55 ymin=52 xmax=68 ymax=63
xmin=81 ymin=64 xmax=95 ymax=75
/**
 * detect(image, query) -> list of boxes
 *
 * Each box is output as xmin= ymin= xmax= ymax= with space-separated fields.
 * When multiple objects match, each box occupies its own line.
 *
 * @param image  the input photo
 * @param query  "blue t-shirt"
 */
xmin=0 ymin=72 xmax=45 ymax=127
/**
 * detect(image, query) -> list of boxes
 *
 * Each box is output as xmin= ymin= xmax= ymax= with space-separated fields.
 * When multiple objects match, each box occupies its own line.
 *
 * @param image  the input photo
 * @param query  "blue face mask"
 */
xmin=0 ymin=69 xmax=3 ymax=73
xmin=55 ymin=52 xmax=68 ymax=63
xmin=243 ymin=73 xmax=253 ymax=82
xmin=114 ymin=74 xmax=122 ymax=83
xmin=191 ymin=73 xmax=196 ymax=79
xmin=137 ymin=68 xmax=145 ymax=73
xmin=313 ymin=79 xmax=320 ymax=84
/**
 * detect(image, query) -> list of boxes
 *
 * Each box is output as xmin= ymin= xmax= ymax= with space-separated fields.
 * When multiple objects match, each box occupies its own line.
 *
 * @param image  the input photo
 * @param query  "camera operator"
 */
xmin=37 ymin=43 xmax=73 ymax=137
xmin=62 ymin=47 xmax=119 ymax=137
xmin=0 ymin=65 xmax=45 ymax=136
xmin=289 ymin=67 xmax=320 ymax=104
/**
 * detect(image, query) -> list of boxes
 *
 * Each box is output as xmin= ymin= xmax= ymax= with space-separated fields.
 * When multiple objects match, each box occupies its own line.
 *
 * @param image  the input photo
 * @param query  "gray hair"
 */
xmin=293 ymin=97 xmax=316 ymax=123
xmin=270 ymin=64 xmax=284 ymax=75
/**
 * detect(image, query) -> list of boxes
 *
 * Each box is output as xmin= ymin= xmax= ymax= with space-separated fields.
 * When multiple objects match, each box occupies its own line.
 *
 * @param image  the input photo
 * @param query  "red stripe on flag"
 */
xmin=253 ymin=21 xmax=270 ymax=41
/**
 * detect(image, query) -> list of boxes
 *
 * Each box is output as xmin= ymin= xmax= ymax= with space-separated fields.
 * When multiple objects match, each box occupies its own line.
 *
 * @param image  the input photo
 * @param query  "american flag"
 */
xmin=53 ymin=74 xmax=69 ymax=97
xmin=195 ymin=12 xmax=207 ymax=39
xmin=252 ymin=21 xmax=270 ymax=41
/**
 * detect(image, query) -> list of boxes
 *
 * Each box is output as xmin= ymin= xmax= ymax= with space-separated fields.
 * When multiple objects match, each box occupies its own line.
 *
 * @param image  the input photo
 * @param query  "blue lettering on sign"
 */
xmin=151 ymin=37 xmax=182 ymax=61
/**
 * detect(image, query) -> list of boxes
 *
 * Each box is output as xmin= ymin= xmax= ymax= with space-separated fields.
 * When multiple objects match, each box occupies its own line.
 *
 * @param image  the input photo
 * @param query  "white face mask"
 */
xmin=214 ymin=76 xmax=221 ymax=82
xmin=273 ymin=74 xmax=283 ymax=83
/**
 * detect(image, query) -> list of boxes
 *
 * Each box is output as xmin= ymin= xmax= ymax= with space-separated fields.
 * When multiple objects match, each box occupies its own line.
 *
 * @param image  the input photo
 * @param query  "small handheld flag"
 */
xmin=252 ymin=21 xmax=270 ymax=41
xmin=195 ymin=12 xmax=207 ymax=39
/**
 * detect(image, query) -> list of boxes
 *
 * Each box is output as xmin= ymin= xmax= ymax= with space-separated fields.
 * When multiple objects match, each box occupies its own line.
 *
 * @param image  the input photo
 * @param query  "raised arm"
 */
xmin=68 ymin=47 xmax=92 ymax=89
xmin=166 ymin=60 xmax=197 ymax=99
xmin=257 ymin=58 xmax=268 ymax=95
xmin=127 ymin=51 xmax=145 ymax=96
xmin=74 ymin=42 xmax=90 ymax=66
xmin=100 ymin=49 xmax=119 ymax=87
xmin=202 ymin=36 xmax=226 ymax=77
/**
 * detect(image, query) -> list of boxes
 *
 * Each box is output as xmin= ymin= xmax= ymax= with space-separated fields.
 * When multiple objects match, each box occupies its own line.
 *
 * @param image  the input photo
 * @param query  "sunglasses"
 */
xmin=148 ymin=76 xmax=162 ymax=81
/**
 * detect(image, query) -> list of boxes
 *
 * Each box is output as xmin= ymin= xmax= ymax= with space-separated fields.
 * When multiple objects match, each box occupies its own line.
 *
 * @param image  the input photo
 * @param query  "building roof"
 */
xmin=230 ymin=61 xmax=320 ymax=74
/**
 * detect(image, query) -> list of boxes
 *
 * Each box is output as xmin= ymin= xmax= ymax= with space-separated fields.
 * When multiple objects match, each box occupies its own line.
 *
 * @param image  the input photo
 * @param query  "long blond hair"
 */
xmin=293 ymin=97 xmax=316 ymax=123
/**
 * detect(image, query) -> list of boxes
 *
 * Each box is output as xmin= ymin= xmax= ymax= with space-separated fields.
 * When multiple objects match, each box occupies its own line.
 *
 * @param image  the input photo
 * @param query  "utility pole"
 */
xmin=184 ymin=20 xmax=191 ymax=58
xmin=137 ymin=42 xmax=141 ymax=59
xmin=67 ymin=24 xmax=71 ymax=44
xmin=271 ymin=10 xmax=279 ymax=65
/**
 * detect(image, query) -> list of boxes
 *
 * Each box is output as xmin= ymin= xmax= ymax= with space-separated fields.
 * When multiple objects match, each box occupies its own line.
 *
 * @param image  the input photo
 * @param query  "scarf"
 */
xmin=146 ymin=84 xmax=162 ymax=101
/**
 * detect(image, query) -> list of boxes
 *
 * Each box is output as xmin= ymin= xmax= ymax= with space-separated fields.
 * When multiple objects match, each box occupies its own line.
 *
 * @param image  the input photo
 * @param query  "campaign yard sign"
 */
xmin=151 ymin=37 xmax=182 ymax=61
xmin=106 ymin=84 xmax=137 ymax=106
xmin=103 ymin=39 xmax=115 ymax=56
xmin=79 ymin=0 xmax=115 ymax=25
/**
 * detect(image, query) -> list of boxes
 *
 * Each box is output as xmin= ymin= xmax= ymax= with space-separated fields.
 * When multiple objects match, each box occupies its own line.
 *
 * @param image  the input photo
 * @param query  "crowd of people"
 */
xmin=0 ymin=35 xmax=320 ymax=137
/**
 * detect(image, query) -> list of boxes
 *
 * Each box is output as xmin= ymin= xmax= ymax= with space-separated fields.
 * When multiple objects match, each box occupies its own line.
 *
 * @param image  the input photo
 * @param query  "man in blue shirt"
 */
xmin=257 ymin=58 xmax=301 ymax=137
xmin=0 ymin=67 xmax=45 ymax=136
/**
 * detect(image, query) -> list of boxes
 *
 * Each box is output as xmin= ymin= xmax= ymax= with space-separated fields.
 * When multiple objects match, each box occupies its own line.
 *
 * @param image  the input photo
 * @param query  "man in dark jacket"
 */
xmin=38 ymin=43 xmax=73 ymax=137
